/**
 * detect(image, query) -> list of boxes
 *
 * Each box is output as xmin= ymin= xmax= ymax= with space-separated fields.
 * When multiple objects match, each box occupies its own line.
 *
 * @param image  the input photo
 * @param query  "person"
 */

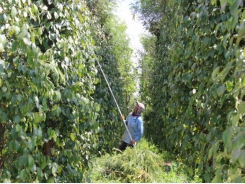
xmin=118 ymin=101 xmax=145 ymax=151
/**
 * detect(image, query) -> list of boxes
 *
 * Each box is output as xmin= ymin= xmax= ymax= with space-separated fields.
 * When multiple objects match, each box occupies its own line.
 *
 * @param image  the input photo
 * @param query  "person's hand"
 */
xmin=130 ymin=139 xmax=136 ymax=145
xmin=120 ymin=115 xmax=125 ymax=121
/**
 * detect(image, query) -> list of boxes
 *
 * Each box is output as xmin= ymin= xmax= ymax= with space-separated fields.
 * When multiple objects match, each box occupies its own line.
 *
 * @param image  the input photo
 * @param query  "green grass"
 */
xmin=86 ymin=138 xmax=201 ymax=183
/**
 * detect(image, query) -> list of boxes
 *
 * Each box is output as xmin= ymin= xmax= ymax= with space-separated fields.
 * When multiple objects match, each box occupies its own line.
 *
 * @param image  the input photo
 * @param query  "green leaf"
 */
xmin=28 ymin=155 xmax=34 ymax=168
xmin=204 ymin=173 xmax=210 ymax=182
xmin=37 ymin=167 xmax=43 ymax=180
xmin=13 ymin=115 xmax=20 ymax=123
xmin=237 ymin=26 xmax=245 ymax=44
xmin=70 ymin=133 xmax=76 ymax=141
xmin=220 ymin=62 xmax=233 ymax=81
xmin=52 ymin=105 xmax=61 ymax=116
xmin=52 ymin=163 xmax=58 ymax=176
xmin=16 ymin=124 xmax=21 ymax=132
xmin=211 ymin=0 xmax=217 ymax=5
xmin=225 ymin=81 xmax=233 ymax=92
xmin=18 ymin=155 xmax=28 ymax=166
xmin=217 ymin=85 xmax=225 ymax=97
xmin=0 ymin=60 xmax=5 ymax=73
xmin=203 ymin=37 xmax=210 ymax=46
xmin=238 ymin=101 xmax=245 ymax=115
xmin=220 ymin=0 xmax=227 ymax=12
xmin=11 ymin=41 xmax=18 ymax=51
xmin=20 ymin=104 xmax=30 ymax=116
xmin=232 ymin=114 xmax=240 ymax=126
xmin=0 ymin=43 xmax=4 ymax=52
xmin=41 ymin=158 xmax=47 ymax=170
xmin=0 ymin=35 xmax=6 ymax=45
xmin=230 ymin=0 xmax=243 ymax=16
xmin=222 ymin=127 xmax=232 ymax=152
xmin=42 ymin=97 xmax=48 ymax=111
xmin=182 ymin=74 xmax=190 ymax=82
xmin=211 ymin=67 xmax=220 ymax=81
xmin=34 ymin=113 xmax=41 ymax=123
xmin=95 ymin=104 xmax=100 ymax=111
xmin=10 ymin=128 xmax=17 ymax=139
xmin=17 ymin=31 xmax=27 ymax=40
xmin=188 ymin=167 xmax=193 ymax=176
xmin=31 ymin=4 xmax=38 ymax=13
xmin=20 ymin=169 xmax=27 ymax=180
xmin=23 ymin=37 xmax=31 ymax=46
xmin=212 ymin=174 xmax=221 ymax=182
xmin=9 ymin=140 xmax=20 ymax=152
xmin=11 ymin=6 xmax=17 ymax=18
xmin=242 ymin=77 xmax=245 ymax=86
xmin=48 ymin=127 xmax=54 ymax=138
xmin=208 ymin=146 xmax=213 ymax=160
xmin=33 ymin=127 xmax=42 ymax=139
xmin=232 ymin=133 xmax=245 ymax=150
xmin=234 ymin=176 xmax=242 ymax=183
xmin=0 ymin=109 xmax=7 ymax=123
xmin=54 ymin=91 xmax=61 ymax=102
xmin=198 ymin=83 xmax=204 ymax=94
xmin=27 ymin=139 xmax=35 ymax=151
xmin=17 ymin=94 xmax=22 ymax=101
xmin=231 ymin=148 xmax=241 ymax=162
xmin=238 ymin=150 xmax=245 ymax=167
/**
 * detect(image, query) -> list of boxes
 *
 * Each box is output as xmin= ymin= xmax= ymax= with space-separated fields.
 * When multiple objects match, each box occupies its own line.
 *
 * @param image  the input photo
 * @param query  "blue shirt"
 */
xmin=121 ymin=113 xmax=143 ymax=144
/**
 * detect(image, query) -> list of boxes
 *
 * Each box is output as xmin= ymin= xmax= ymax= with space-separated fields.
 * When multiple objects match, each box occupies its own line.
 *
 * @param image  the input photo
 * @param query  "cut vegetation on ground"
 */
xmin=87 ymin=139 xmax=201 ymax=183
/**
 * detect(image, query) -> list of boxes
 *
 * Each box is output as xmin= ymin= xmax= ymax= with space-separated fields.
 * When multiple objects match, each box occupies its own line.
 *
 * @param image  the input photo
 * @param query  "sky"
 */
xmin=114 ymin=0 xmax=148 ymax=97
xmin=114 ymin=0 xmax=147 ymax=66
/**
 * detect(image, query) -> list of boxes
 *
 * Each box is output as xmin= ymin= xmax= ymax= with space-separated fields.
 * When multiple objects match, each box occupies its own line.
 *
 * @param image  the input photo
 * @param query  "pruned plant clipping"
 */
xmin=88 ymin=139 xmax=201 ymax=183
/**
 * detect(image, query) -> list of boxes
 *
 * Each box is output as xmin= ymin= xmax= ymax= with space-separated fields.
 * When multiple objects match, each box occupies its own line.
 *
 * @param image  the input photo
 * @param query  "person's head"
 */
xmin=133 ymin=101 xmax=145 ymax=115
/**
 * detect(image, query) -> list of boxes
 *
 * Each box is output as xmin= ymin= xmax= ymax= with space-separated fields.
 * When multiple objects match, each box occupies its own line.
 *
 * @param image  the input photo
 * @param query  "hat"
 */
xmin=136 ymin=101 xmax=145 ymax=114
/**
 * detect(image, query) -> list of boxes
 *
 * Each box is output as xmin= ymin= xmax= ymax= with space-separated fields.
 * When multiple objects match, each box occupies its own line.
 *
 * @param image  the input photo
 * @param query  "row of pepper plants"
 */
xmin=137 ymin=0 xmax=245 ymax=182
xmin=0 ymin=0 xmax=134 ymax=182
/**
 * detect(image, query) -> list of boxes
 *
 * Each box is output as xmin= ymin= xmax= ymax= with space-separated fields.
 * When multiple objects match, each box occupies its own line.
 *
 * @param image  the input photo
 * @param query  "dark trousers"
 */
xmin=118 ymin=141 xmax=133 ymax=151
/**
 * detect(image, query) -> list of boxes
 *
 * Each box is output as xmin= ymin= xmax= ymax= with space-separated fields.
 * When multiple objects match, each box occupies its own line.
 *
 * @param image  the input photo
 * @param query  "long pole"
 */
xmin=96 ymin=60 xmax=133 ymax=141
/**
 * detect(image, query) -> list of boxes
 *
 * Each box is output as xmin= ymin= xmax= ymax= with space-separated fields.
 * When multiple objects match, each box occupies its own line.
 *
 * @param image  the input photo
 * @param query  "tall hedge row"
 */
xmin=0 ymin=0 xmax=133 ymax=182
xmin=138 ymin=0 xmax=245 ymax=182
xmin=87 ymin=0 xmax=134 ymax=152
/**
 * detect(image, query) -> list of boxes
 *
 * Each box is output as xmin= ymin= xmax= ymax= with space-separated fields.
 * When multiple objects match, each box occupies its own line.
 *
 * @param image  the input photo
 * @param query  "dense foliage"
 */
xmin=2 ymin=0 xmax=244 ymax=182
xmin=88 ymin=0 xmax=135 ymax=152
xmin=135 ymin=0 xmax=245 ymax=182
xmin=0 ymin=0 xmax=134 ymax=182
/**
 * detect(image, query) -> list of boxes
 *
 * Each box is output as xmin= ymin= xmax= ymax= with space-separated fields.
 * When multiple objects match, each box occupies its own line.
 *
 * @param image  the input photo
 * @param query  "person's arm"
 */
xmin=133 ymin=118 xmax=144 ymax=142
xmin=120 ymin=115 xmax=128 ymax=125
